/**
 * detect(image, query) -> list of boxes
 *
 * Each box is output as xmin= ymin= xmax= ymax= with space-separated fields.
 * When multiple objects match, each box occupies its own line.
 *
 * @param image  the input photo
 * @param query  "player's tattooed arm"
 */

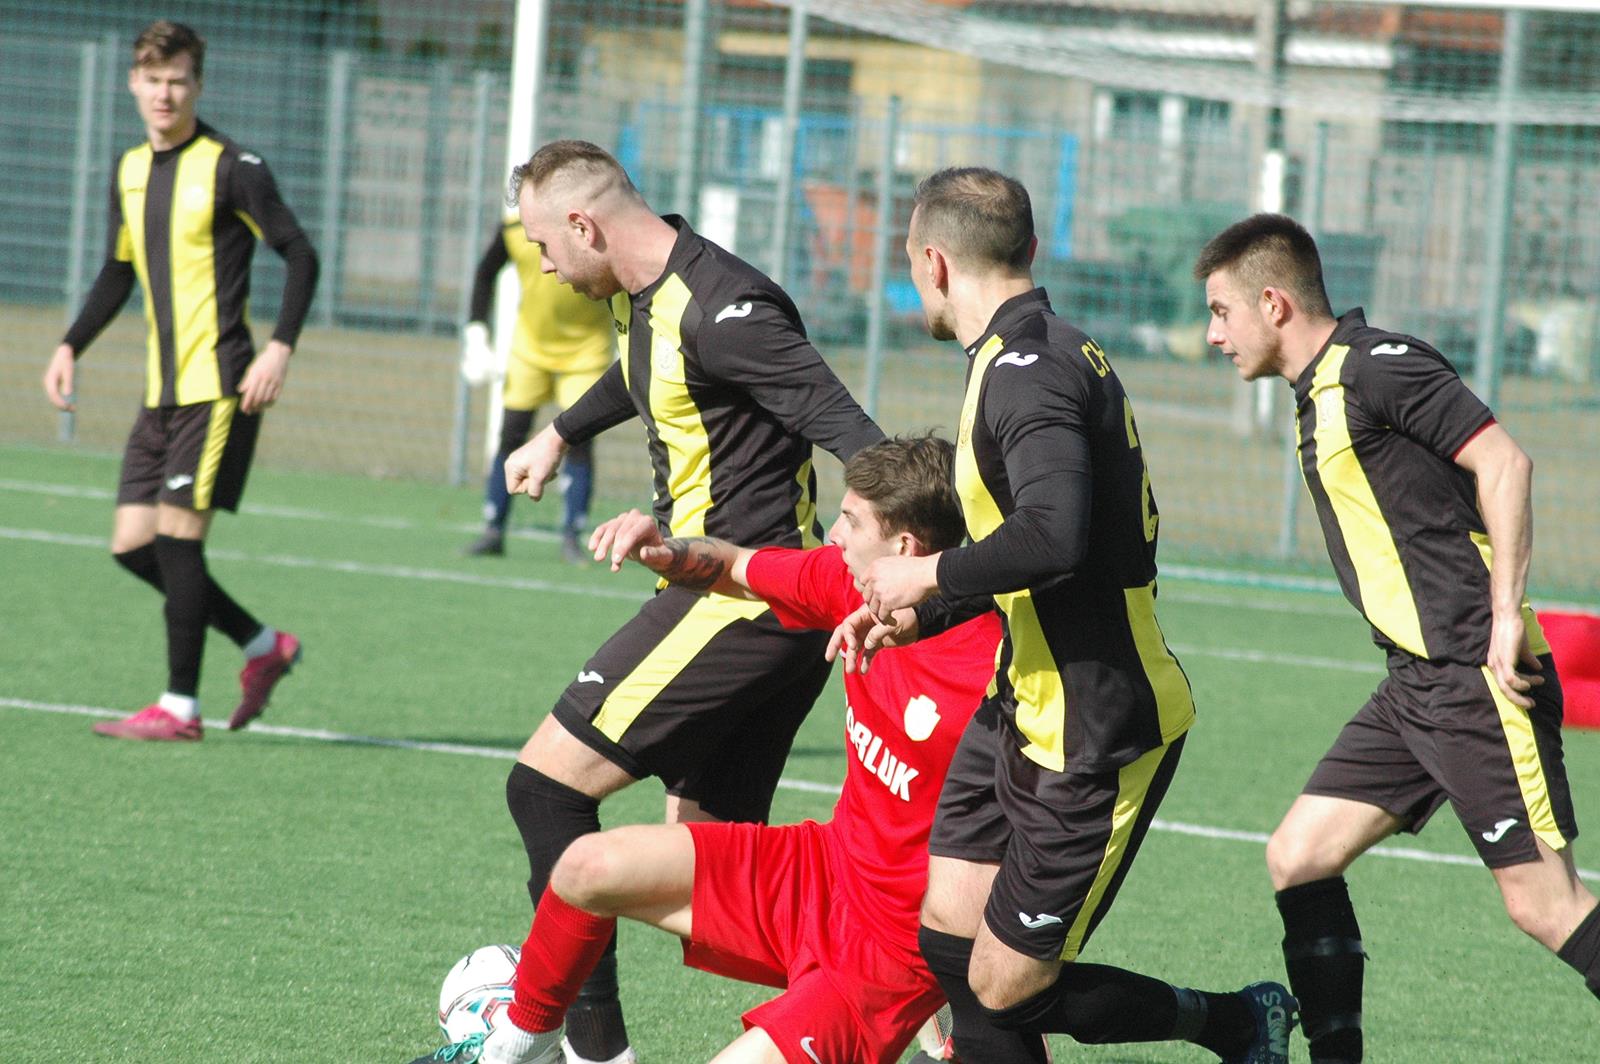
xmin=656 ymin=537 xmax=731 ymax=591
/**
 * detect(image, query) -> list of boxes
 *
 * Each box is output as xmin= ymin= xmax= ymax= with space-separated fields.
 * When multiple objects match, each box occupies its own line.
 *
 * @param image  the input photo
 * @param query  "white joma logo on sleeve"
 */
xmin=715 ymin=302 xmax=753 ymax=323
xmin=995 ymin=351 xmax=1038 ymax=368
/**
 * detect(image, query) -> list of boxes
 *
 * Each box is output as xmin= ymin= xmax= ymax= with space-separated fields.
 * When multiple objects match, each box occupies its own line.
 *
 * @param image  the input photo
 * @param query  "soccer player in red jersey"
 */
xmin=422 ymin=435 xmax=1009 ymax=1064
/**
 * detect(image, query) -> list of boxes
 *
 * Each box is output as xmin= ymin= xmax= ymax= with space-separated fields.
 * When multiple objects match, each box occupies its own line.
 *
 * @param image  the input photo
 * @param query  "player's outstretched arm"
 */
xmin=1456 ymin=422 xmax=1542 ymax=707
xmin=589 ymin=509 xmax=755 ymax=599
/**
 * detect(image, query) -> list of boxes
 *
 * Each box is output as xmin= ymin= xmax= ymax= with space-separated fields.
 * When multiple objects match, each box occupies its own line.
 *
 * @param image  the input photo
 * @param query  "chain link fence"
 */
xmin=1 ymin=0 xmax=1595 ymax=596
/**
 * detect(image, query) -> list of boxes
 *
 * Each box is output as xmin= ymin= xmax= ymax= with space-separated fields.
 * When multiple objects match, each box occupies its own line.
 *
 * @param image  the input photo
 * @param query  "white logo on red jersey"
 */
xmin=903 ymin=695 xmax=940 ymax=742
xmin=845 ymin=706 xmax=920 ymax=801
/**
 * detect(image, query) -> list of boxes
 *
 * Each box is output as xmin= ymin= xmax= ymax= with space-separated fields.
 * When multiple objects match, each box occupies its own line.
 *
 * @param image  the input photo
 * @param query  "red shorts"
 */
xmin=683 ymin=820 xmax=943 ymax=1064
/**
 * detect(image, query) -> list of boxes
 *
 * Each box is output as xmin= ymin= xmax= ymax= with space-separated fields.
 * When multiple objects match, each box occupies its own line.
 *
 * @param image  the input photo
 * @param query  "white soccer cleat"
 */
xmin=561 ymin=1037 xmax=638 ymax=1064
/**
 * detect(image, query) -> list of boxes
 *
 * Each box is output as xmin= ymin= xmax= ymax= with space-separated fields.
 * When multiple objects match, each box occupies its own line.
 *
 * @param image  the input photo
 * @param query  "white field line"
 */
xmin=1 ymin=524 xmax=1380 ymax=671
xmin=5 ymin=695 xmax=1591 ymax=881
xmin=7 ymin=477 xmax=1595 ymax=613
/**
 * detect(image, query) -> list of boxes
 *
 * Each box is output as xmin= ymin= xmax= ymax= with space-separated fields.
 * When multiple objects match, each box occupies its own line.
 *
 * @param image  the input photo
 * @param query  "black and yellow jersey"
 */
xmin=553 ymin=216 xmax=882 ymax=547
xmin=63 ymin=121 xmax=318 ymax=408
xmin=936 ymin=289 xmax=1194 ymax=773
xmin=1294 ymin=308 xmax=1549 ymax=664
xmin=467 ymin=218 xmax=616 ymax=373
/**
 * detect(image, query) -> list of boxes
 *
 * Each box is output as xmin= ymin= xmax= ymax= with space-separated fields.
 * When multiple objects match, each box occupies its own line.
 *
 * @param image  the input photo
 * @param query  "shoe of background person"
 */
xmin=229 ymin=630 xmax=303 ymax=731
xmin=1223 ymin=981 xmax=1298 ymax=1064
xmin=560 ymin=530 xmax=585 ymax=565
xmin=92 ymin=705 xmax=202 ymax=742
xmin=465 ymin=528 xmax=506 ymax=557
xmin=561 ymin=1037 xmax=637 ymax=1064
xmin=406 ymin=1033 xmax=484 ymax=1063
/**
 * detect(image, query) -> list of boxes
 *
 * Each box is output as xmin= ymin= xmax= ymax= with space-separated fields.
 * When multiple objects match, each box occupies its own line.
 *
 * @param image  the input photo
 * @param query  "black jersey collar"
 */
xmin=968 ymin=287 xmax=1052 ymax=358
xmin=634 ymin=214 xmax=698 ymax=299
xmin=149 ymin=121 xmax=210 ymax=161
xmin=1294 ymin=306 xmax=1368 ymax=395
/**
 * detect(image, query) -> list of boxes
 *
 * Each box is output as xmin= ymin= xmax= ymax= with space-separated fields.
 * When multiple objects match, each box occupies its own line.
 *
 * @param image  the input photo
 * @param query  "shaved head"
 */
xmin=507 ymin=139 xmax=639 ymax=212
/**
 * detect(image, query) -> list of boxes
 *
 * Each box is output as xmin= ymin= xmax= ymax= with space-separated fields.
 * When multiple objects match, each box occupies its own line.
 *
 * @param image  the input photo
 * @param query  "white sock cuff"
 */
xmin=158 ymin=692 xmax=199 ymax=720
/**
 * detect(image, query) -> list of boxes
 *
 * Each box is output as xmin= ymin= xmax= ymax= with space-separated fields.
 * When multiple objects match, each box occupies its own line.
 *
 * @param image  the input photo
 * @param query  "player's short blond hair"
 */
xmin=133 ymin=20 xmax=205 ymax=79
xmin=507 ymin=140 xmax=637 ymax=208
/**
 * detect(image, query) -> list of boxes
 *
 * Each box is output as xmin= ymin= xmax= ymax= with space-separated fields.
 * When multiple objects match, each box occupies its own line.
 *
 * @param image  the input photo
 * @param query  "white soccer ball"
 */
xmin=438 ymin=944 xmax=520 ymax=1043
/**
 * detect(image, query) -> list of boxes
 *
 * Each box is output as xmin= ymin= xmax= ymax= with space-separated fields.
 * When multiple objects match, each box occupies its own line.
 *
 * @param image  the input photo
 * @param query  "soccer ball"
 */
xmin=438 ymin=944 xmax=520 ymax=1043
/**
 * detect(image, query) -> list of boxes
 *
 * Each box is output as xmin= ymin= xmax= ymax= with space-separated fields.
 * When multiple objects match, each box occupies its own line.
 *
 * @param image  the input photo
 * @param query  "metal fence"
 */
xmin=1 ymin=0 xmax=1596 ymax=596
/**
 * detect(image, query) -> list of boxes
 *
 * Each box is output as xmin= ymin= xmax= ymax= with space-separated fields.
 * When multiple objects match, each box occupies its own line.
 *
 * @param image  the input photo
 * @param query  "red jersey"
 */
xmin=744 ymin=545 xmax=1001 ymax=963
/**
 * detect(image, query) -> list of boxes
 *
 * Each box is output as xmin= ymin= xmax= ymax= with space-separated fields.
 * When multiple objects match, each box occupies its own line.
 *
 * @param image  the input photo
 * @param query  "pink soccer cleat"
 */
xmin=229 ymin=631 xmax=303 ymax=731
xmin=92 ymin=705 xmax=203 ymax=742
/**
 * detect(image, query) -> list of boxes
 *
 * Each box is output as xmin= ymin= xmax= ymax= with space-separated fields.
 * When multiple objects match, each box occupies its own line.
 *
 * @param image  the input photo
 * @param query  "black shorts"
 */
xmin=929 ymin=696 xmax=1185 ymax=962
xmin=116 ymin=400 xmax=260 ymax=513
xmin=551 ymin=584 xmax=832 ymax=823
xmin=1303 ymin=652 xmax=1576 ymax=869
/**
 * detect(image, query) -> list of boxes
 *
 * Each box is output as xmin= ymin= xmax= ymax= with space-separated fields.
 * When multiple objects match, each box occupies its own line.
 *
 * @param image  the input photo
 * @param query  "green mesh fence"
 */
xmin=1 ymin=0 xmax=1596 ymax=596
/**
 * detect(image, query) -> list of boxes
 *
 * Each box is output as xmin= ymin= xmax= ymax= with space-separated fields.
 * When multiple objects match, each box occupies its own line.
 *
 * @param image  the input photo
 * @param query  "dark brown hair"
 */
xmin=910 ymin=167 xmax=1034 ymax=271
xmin=843 ymin=434 xmax=965 ymax=552
xmin=1193 ymin=213 xmax=1333 ymax=317
xmin=133 ymin=20 xmax=205 ymax=79
xmin=507 ymin=139 xmax=636 ymax=207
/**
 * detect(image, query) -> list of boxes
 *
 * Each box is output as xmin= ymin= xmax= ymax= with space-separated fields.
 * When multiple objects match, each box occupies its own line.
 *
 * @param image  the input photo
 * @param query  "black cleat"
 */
xmin=463 ymin=529 xmax=505 ymax=557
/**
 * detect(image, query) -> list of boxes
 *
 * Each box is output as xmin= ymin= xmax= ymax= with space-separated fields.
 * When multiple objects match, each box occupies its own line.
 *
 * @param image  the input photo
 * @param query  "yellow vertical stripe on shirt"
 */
xmin=1480 ymin=665 xmax=1566 ymax=851
xmin=645 ymin=275 xmax=712 ymax=537
xmin=999 ymin=589 xmax=1068 ymax=772
xmin=170 ymin=137 xmax=224 ymax=405
xmin=955 ymin=336 xmax=1006 ymax=540
xmin=192 ymin=397 xmax=238 ymax=511
xmin=793 ymin=457 xmax=821 ymax=548
xmin=956 ymin=335 xmax=1068 ymax=769
xmin=118 ymin=147 xmax=162 ymax=407
xmin=1310 ymin=344 xmax=1428 ymax=657
xmin=592 ymin=593 xmax=771 ymax=742
xmin=1467 ymin=531 xmax=1552 ymax=656
xmin=1123 ymin=582 xmax=1195 ymax=741
xmin=1059 ymin=741 xmax=1171 ymax=962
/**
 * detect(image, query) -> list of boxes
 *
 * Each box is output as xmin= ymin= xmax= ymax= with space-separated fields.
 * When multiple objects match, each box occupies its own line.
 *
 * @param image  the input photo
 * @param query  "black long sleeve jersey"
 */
xmin=63 ymin=121 xmax=318 ymax=408
xmin=936 ymin=289 xmax=1194 ymax=773
xmin=553 ymin=217 xmax=882 ymax=549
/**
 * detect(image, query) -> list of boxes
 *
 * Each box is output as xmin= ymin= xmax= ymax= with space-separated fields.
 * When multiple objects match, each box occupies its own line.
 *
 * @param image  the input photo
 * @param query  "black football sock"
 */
xmin=153 ymin=535 xmax=208 ymax=697
xmin=116 ymin=543 xmax=262 ymax=648
xmin=1173 ymin=985 xmax=1257 ymax=1058
xmin=566 ymin=944 xmax=631 ymax=1059
xmin=1278 ymin=877 xmax=1365 ymax=1062
xmin=984 ymin=961 xmax=1194 ymax=1046
xmin=1557 ymin=902 xmax=1600 ymax=1001
xmin=918 ymin=926 xmax=1048 ymax=1063
xmin=506 ymin=762 xmax=627 ymax=1048
xmin=114 ymin=543 xmax=166 ymax=593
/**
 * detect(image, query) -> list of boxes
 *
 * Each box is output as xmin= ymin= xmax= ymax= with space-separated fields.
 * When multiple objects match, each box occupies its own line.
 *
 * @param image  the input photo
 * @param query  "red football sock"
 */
xmin=508 ymin=886 xmax=617 ymax=1033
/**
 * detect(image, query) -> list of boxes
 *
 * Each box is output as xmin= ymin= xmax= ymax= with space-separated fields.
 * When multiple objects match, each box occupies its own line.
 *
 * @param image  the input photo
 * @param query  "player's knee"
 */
xmin=549 ymin=831 xmax=619 ymax=911
xmin=1266 ymin=823 xmax=1326 ymax=889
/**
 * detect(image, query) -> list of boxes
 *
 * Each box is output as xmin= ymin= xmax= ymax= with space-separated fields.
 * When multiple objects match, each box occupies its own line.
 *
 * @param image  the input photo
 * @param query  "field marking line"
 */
xmin=2 ymin=523 xmax=1382 ymax=673
xmin=5 ymin=696 xmax=1591 ymax=881
xmin=8 ymin=477 xmax=1597 ymax=613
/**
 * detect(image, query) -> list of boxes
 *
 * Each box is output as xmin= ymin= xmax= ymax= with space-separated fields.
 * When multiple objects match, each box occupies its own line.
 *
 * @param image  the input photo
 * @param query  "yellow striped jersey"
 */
xmin=938 ymin=289 xmax=1194 ymax=773
xmin=1294 ymin=308 xmax=1549 ymax=663
xmin=69 ymin=121 xmax=316 ymax=408
xmin=552 ymin=216 xmax=882 ymax=547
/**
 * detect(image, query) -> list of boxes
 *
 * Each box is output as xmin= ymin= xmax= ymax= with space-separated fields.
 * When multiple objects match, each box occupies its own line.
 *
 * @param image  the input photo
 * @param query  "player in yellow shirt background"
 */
xmin=461 ymin=216 xmax=617 ymax=561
